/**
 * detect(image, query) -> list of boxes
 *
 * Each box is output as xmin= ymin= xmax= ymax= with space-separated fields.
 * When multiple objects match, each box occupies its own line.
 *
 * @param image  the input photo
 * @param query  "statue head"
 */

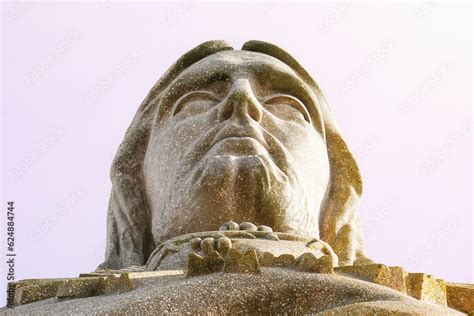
xmin=101 ymin=40 xmax=368 ymax=269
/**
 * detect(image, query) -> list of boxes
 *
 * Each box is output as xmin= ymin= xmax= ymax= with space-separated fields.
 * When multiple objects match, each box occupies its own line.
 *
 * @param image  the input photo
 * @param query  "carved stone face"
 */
xmin=143 ymin=50 xmax=330 ymax=242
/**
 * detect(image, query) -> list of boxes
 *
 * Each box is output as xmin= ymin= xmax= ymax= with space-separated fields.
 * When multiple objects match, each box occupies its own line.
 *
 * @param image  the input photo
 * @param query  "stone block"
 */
xmin=239 ymin=249 xmax=261 ymax=273
xmin=187 ymin=251 xmax=225 ymax=276
xmin=335 ymin=264 xmax=406 ymax=293
xmin=223 ymin=248 xmax=261 ymax=274
xmin=204 ymin=250 xmax=225 ymax=272
xmin=7 ymin=270 xmax=187 ymax=306
xmin=187 ymin=252 xmax=206 ymax=277
xmin=405 ymin=273 xmax=447 ymax=305
xmin=296 ymin=253 xmax=319 ymax=273
xmin=57 ymin=277 xmax=105 ymax=299
xmin=7 ymin=278 xmax=65 ymax=306
xmin=127 ymin=270 xmax=185 ymax=279
xmin=79 ymin=272 xmax=121 ymax=278
xmin=446 ymin=283 xmax=473 ymax=314
xmin=101 ymin=274 xmax=133 ymax=295
xmin=259 ymin=252 xmax=276 ymax=266
xmin=387 ymin=266 xmax=407 ymax=293
xmin=315 ymin=255 xmax=334 ymax=274
xmin=273 ymin=254 xmax=295 ymax=267
xmin=296 ymin=253 xmax=333 ymax=273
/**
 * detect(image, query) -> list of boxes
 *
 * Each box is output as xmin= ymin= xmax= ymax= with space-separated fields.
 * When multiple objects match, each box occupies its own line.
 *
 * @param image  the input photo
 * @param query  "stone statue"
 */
xmin=4 ymin=41 xmax=471 ymax=315
xmin=101 ymin=39 xmax=370 ymax=270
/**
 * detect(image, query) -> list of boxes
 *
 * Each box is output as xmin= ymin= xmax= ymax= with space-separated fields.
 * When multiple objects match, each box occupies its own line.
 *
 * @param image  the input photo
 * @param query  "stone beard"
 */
xmin=143 ymin=51 xmax=330 ymax=243
xmin=101 ymin=40 xmax=368 ymax=269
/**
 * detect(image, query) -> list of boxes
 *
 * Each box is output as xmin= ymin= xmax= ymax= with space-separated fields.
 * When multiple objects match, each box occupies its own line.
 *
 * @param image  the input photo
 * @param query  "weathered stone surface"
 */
xmin=240 ymin=249 xmax=261 ymax=273
xmin=7 ymin=270 xmax=188 ymax=307
xmin=102 ymin=271 xmax=185 ymax=293
xmin=126 ymin=270 xmax=185 ymax=279
xmin=387 ymin=266 xmax=407 ymax=293
xmin=259 ymin=252 xmax=276 ymax=267
xmin=216 ymin=236 xmax=232 ymax=255
xmin=263 ymin=232 xmax=280 ymax=241
xmin=335 ymin=264 xmax=406 ymax=292
xmin=222 ymin=231 xmax=256 ymax=239
xmin=80 ymin=270 xmax=183 ymax=279
xmin=315 ymin=255 xmax=334 ymax=274
xmin=239 ymin=222 xmax=258 ymax=231
xmin=257 ymin=225 xmax=273 ymax=232
xmin=79 ymin=272 xmax=121 ymax=278
xmin=100 ymin=40 xmax=371 ymax=270
xmin=296 ymin=253 xmax=319 ymax=272
xmin=2 ymin=269 xmax=463 ymax=315
xmin=219 ymin=221 xmax=240 ymax=231
xmin=3 ymin=40 xmax=469 ymax=316
xmin=148 ymin=229 xmax=340 ymax=271
xmin=200 ymin=237 xmax=215 ymax=253
xmin=222 ymin=248 xmax=241 ymax=273
xmin=203 ymin=250 xmax=225 ymax=272
xmin=273 ymin=254 xmax=295 ymax=267
xmin=187 ymin=251 xmax=224 ymax=276
xmin=189 ymin=237 xmax=202 ymax=250
xmin=93 ymin=265 xmax=146 ymax=275
xmin=187 ymin=252 xmax=206 ymax=276
xmin=446 ymin=283 xmax=474 ymax=315
xmin=296 ymin=253 xmax=333 ymax=273
xmin=223 ymin=248 xmax=260 ymax=273
xmin=7 ymin=279 xmax=64 ymax=306
xmin=101 ymin=274 xmax=132 ymax=295
xmin=109 ymin=270 xmax=186 ymax=291
xmin=57 ymin=277 xmax=105 ymax=299
xmin=405 ymin=273 xmax=447 ymax=305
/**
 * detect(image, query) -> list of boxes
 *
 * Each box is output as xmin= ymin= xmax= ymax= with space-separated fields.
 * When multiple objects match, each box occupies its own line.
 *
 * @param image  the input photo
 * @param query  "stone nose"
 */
xmin=218 ymin=79 xmax=263 ymax=123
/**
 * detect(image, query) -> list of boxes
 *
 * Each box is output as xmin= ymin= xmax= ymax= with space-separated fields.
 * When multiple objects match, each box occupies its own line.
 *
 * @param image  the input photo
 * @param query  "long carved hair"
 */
xmin=99 ymin=40 xmax=370 ymax=269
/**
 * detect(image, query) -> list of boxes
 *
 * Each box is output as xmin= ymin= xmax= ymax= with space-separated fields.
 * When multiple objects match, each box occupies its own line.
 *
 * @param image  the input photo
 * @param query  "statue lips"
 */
xmin=196 ymin=124 xmax=298 ymax=187
xmin=174 ymin=122 xmax=298 ymax=189
xmin=209 ymin=125 xmax=268 ymax=156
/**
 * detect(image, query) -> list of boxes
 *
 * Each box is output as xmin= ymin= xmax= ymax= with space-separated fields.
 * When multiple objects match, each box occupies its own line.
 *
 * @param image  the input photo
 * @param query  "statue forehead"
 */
xmin=178 ymin=50 xmax=301 ymax=81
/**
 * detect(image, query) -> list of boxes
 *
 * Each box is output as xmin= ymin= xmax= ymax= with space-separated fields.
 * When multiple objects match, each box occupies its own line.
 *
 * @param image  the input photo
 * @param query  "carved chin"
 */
xmin=192 ymin=153 xmax=289 ymax=195
xmin=173 ymin=153 xmax=304 ymax=227
xmin=152 ymin=153 xmax=316 ymax=242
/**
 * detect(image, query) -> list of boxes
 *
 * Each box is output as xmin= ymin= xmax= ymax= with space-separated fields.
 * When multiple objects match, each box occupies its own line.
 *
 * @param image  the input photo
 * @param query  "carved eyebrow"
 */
xmin=165 ymin=63 xmax=323 ymax=132
xmin=262 ymin=94 xmax=312 ymax=123
xmin=249 ymin=64 xmax=320 ymax=114
xmin=257 ymin=69 xmax=324 ymax=134
xmin=172 ymin=90 xmax=221 ymax=115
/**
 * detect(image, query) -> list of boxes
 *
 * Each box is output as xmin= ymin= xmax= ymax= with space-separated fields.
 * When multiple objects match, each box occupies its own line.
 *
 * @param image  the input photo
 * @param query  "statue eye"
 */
xmin=263 ymin=95 xmax=311 ymax=123
xmin=173 ymin=91 xmax=221 ymax=116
